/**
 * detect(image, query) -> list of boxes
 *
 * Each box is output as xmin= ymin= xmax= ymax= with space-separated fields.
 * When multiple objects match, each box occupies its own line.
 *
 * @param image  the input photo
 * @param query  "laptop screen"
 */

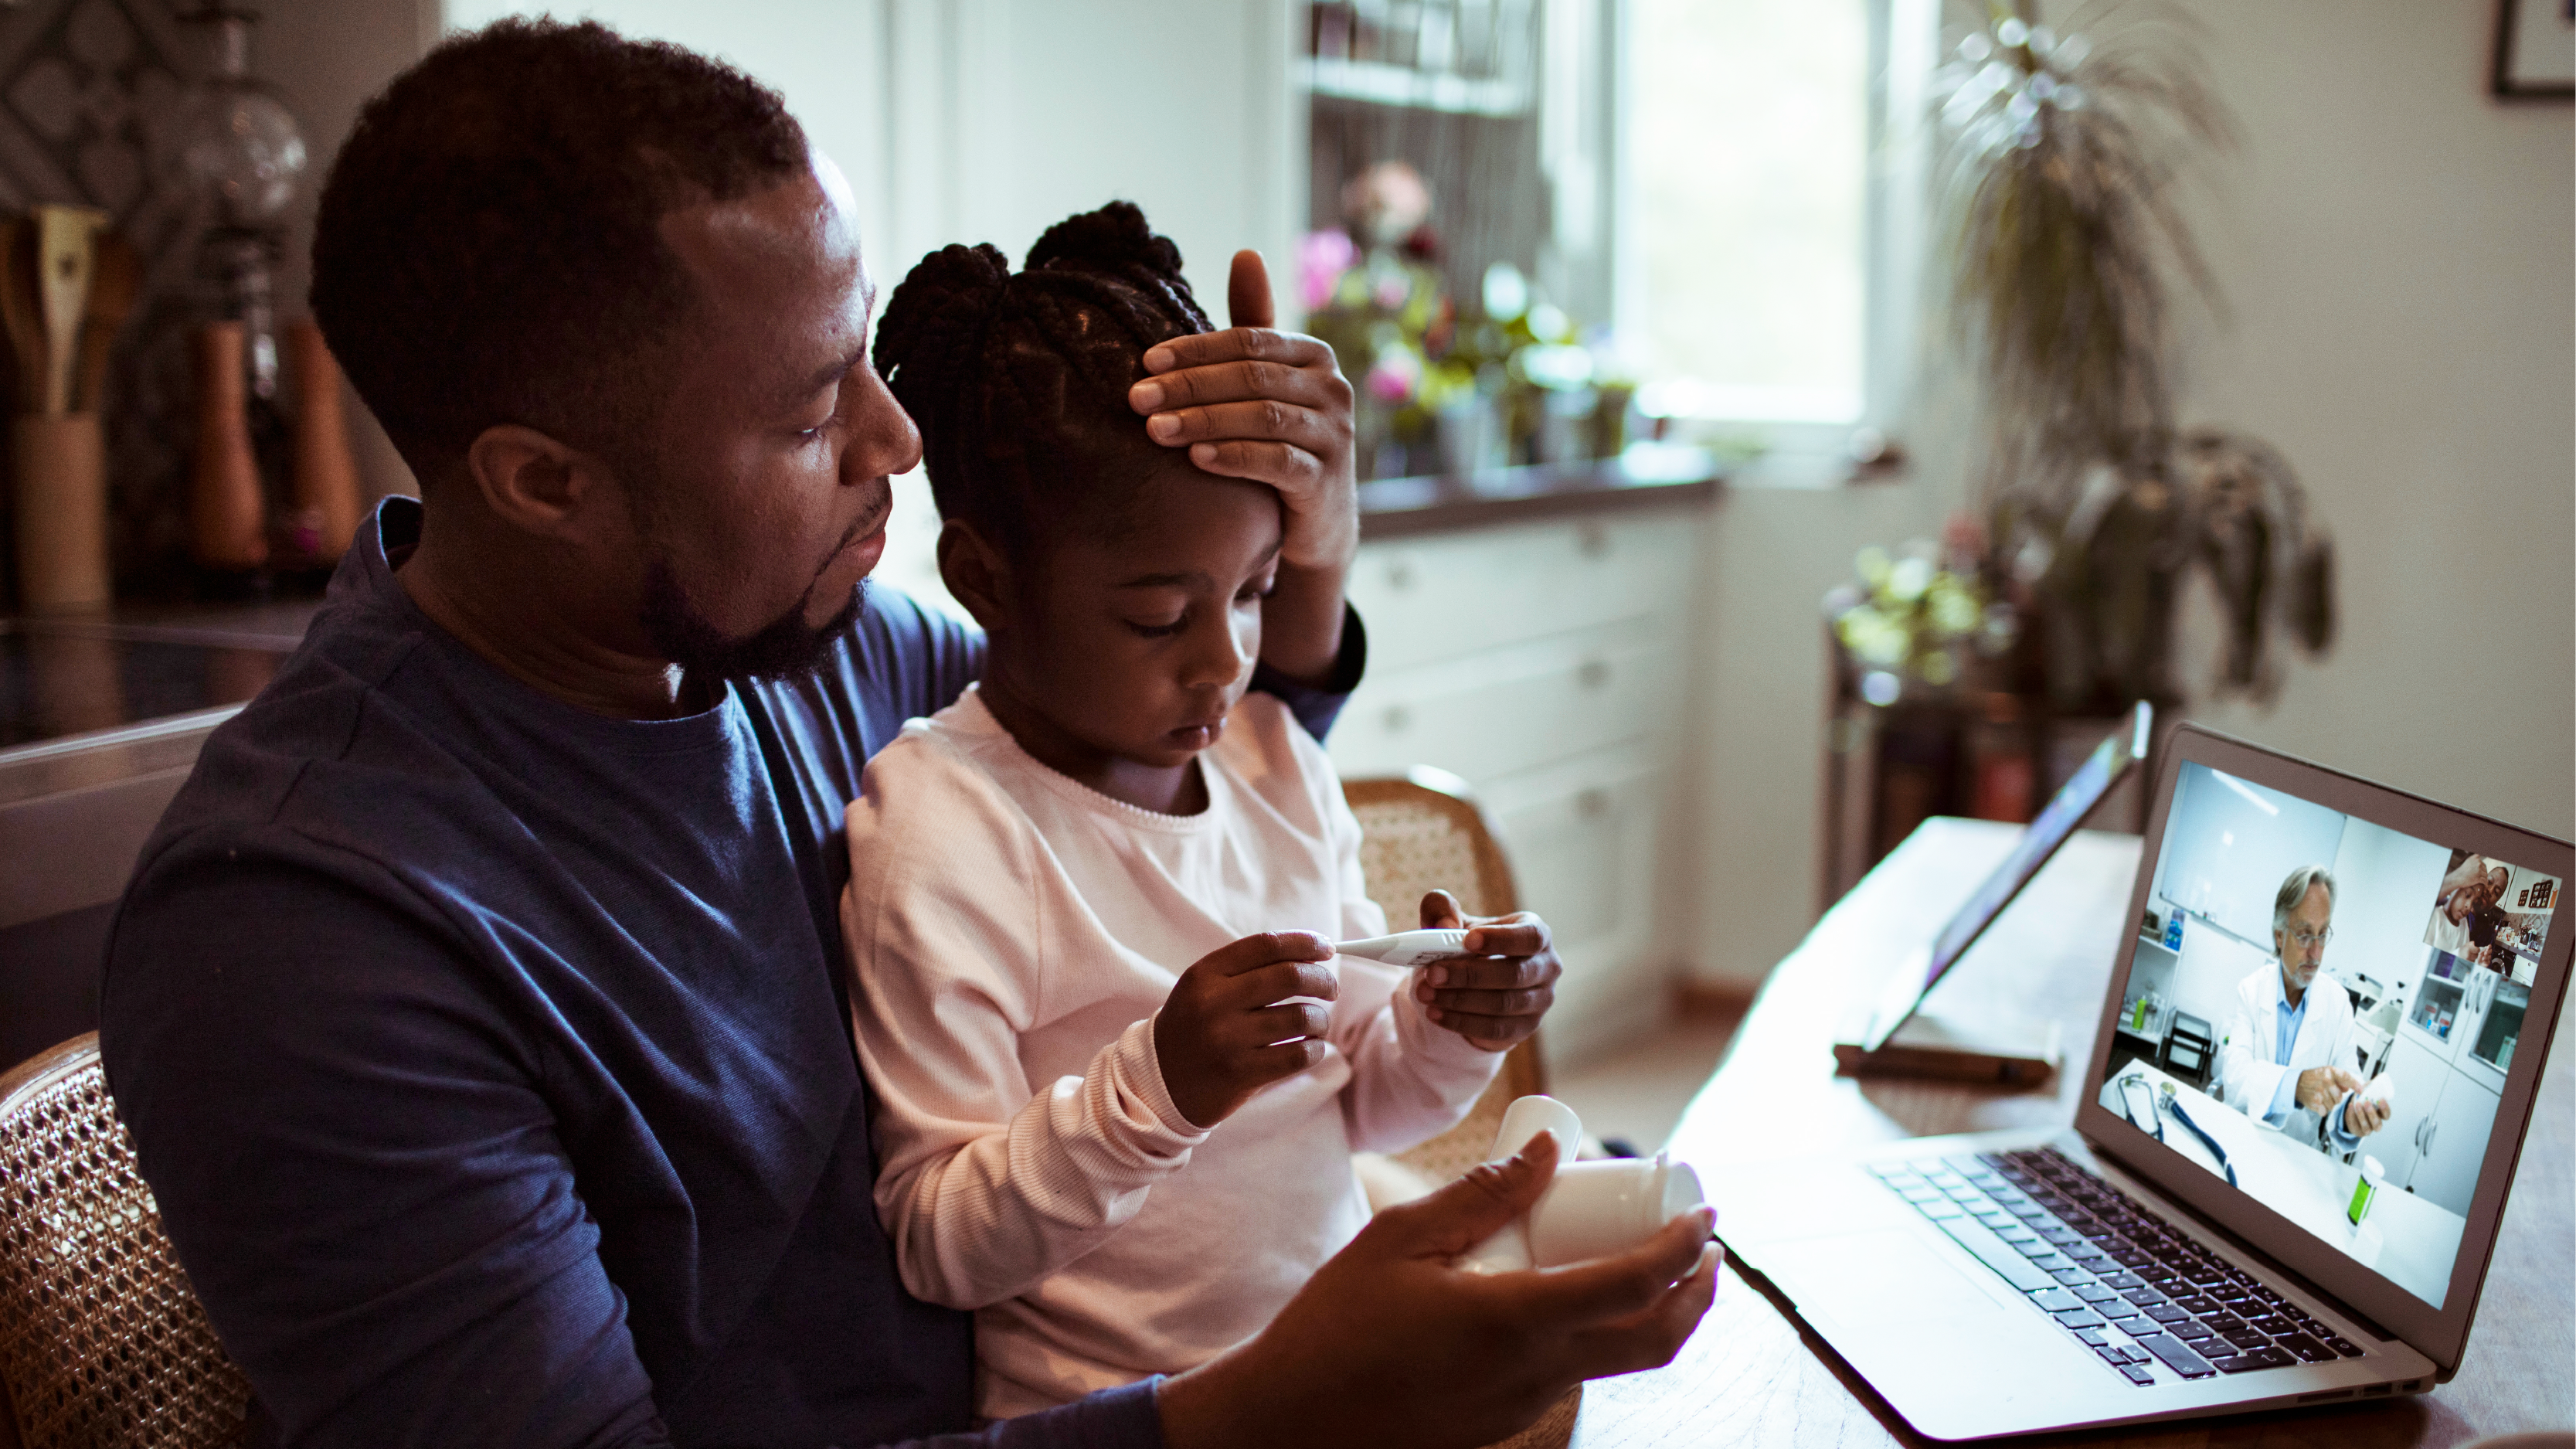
xmin=1923 ymin=708 xmax=2146 ymax=985
xmin=2096 ymin=757 xmax=2560 ymax=1311
xmin=1858 ymin=705 xmax=2150 ymax=1052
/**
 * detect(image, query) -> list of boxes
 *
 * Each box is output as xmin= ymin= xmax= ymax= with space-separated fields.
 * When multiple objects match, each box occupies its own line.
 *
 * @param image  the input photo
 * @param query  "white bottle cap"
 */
xmin=1459 ymin=1097 xmax=1708 ymax=1274
xmin=1486 ymin=1094 xmax=1582 ymax=1167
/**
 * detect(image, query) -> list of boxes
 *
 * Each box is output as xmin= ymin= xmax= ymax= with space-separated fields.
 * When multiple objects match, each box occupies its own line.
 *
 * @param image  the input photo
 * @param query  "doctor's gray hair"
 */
xmin=2273 ymin=866 xmax=2337 ymax=934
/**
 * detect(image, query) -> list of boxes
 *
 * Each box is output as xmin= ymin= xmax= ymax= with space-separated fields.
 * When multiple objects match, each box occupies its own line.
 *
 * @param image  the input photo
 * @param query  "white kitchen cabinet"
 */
xmin=1330 ymin=509 xmax=1706 ymax=1065
xmin=2407 ymin=1065 xmax=2500 ymax=1219
xmin=2401 ymin=948 xmax=2524 ymax=1091
xmin=2377 ymin=1013 xmax=2506 ymax=1219
xmin=2456 ymin=972 xmax=2530 ymax=1095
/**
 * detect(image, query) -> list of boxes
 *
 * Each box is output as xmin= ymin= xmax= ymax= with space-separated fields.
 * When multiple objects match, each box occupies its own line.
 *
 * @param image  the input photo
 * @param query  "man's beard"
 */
xmin=640 ymin=560 xmax=867 ymax=685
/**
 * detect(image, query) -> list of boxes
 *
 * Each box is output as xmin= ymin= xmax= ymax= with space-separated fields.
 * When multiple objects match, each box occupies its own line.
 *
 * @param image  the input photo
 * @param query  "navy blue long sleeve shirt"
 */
xmin=99 ymin=497 xmax=1357 ymax=1447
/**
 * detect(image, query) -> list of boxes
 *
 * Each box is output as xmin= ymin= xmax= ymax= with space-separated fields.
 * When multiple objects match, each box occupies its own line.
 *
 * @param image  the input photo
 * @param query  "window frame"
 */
xmin=1602 ymin=0 xmax=1939 ymax=483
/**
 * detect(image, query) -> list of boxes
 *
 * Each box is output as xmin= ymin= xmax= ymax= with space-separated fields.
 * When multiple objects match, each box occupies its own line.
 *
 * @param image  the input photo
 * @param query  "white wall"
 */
xmin=2326 ymin=817 xmax=2452 ymax=1011
xmin=445 ymin=0 xmax=1300 ymax=327
xmin=1677 ymin=477 xmax=1946 ymax=985
xmin=443 ymin=1 xmax=895 ymax=263
xmin=2170 ymin=2 xmax=2573 ymax=845
xmin=1682 ymin=0 xmax=2574 ymax=987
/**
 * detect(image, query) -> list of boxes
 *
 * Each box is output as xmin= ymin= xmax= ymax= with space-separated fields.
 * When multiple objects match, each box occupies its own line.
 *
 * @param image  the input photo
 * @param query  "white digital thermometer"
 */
xmin=1332 ymin=929 xmax=1474 ymax=967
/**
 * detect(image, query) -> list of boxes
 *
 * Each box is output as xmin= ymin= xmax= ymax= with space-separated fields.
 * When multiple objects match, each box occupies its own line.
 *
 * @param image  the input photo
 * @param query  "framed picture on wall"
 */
xmin=2494 ymin=0 xmax=2574 ymax=99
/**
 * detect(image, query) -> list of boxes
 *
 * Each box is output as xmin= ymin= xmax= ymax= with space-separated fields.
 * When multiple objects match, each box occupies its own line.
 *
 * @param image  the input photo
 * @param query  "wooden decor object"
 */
xmin=285 ymin=318 xmax=359 ymax=563
xmin=10 ymin=414 xmax=108 ymax=610
xmin=187 ymin=321 xmax=265 ymax=570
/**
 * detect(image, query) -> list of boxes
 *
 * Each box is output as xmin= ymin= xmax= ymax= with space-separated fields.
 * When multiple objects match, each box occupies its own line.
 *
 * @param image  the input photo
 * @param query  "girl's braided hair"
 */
xmin=875 ymin=202 xmax=1213 ymax=563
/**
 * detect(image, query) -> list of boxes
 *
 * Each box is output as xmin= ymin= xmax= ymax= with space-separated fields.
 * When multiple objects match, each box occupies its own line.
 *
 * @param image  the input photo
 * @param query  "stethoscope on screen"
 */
xmin=2117 ymin=1070 xmax=2238 ymax=1187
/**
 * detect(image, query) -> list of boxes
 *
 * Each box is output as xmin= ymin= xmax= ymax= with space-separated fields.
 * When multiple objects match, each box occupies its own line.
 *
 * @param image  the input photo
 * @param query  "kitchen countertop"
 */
xmin=0 ymin=611 xmax=312 ymax=759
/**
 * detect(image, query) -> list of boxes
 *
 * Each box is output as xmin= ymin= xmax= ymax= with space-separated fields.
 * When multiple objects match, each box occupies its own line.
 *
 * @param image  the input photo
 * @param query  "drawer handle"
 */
xmin=1576 ymin=658 xmax=1611 ymax=689
xmin=1576 ymin=787 xmax=1611 ymax=818
xmin=1577 ymin=522 xmax=1610 ymax=558
xmin=1384 ymin=704 xmax=1412 ymax=733
xmin=1387 ymin=559 xmax=1418 ymax=590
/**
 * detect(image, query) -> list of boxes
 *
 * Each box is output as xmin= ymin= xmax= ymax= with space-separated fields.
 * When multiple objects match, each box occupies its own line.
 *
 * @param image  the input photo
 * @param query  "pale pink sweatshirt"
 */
xmin=842 ymin=687 xmax=1501 ymax=1419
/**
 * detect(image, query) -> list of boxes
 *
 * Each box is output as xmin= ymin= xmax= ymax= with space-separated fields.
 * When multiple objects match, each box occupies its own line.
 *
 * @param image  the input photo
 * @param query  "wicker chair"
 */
xmin=1347 ymin=770 xmax=1582 ymax=1449
xmin=1344 ymin=768 xmax=1548 ymax=1189
xmin=0 ymin=1034 xmax=250 ymax=1449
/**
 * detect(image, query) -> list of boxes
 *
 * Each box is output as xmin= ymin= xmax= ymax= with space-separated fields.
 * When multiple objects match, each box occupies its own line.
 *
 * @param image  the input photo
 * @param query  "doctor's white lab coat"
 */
xmin=2216 ymin=962 xmax=2360 ymax=1147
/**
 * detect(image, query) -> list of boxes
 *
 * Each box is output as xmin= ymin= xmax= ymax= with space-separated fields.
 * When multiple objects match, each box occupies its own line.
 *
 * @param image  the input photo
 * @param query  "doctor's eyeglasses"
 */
xmin=2287 ymin=928 xmax=2334 ymax=948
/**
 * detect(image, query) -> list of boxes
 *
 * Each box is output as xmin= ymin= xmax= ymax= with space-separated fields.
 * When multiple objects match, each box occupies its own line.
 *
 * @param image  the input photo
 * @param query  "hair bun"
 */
xmin=1026 ymin=201 xmax=1184 ymax=282
xmin=873 ymin=241 xmax=1009 ymax=408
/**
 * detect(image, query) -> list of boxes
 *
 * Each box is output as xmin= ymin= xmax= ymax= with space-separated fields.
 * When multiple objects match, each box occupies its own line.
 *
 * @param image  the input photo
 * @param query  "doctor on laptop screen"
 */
xmin=2100 ymin=763 xmax=2560 ymax=1308
xmin=2213 ymin=866 xmax=2392 ymax=1151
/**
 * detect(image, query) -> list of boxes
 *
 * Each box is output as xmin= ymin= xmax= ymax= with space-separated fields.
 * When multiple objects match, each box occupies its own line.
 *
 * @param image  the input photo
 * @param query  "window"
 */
xmin=1627 ymin=0 xmax=1867 ymax=423
xmin=1617 ymin=0 xmax=1935 ymax=460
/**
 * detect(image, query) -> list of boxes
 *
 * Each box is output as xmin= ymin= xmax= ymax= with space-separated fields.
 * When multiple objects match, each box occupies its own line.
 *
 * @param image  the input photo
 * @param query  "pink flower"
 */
xmin=1300 ymin=230 xmax=1357 ymax=312
xmin=1365 ymin=345 xmax=1421 ymax=403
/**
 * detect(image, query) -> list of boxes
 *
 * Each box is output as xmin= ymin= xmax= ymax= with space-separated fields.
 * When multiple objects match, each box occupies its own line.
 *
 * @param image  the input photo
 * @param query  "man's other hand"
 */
xmin=1413 ymin=888 xmax=1561 ymax=1052
xmin=1156 ymin=1133 xmax=1719 ymax=1449
xmin=2296 ymin=1065 xmax=2360 ymax=1116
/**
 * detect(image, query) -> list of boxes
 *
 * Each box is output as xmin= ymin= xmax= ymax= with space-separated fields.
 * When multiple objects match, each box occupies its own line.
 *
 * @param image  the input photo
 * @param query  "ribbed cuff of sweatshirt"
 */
xmin=970 ymin=1375 xmax=1165 ymax=1447
xmin=1122 ymin=1015 xmax=1214 ymax=1144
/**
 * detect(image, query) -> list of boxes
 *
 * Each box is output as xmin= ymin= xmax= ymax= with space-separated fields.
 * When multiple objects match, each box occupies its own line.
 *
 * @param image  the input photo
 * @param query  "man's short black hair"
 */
xmin=311 ymin=19 xmax=808 ymax=488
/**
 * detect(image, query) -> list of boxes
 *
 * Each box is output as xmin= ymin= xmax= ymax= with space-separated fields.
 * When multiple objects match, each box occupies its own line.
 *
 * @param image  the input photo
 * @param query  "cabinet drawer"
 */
xmin=1487 ymin=757 xmax=1669 ymax=1063
xmin=1327 ymin=634 xmax=1679 ymax=784
xmin=1348 ymin=513 xmax=1698 ymax=674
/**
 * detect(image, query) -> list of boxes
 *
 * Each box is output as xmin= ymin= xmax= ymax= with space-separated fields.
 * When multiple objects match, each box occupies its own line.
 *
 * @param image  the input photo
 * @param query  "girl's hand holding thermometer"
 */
xmin=1381 ymin=889 xmax=1564 ymax=1051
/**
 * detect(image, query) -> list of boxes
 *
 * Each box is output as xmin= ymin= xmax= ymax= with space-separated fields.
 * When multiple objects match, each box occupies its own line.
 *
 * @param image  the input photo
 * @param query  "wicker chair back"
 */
xmin=1344 ymin=770 xmax=1548 ymax=1187
xmin=0 ymin=1034 xmax=250 ymax=1449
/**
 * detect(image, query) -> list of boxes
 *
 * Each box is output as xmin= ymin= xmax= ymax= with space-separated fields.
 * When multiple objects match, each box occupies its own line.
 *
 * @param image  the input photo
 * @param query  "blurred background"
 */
xmin=0 ymin=0 xmax=2568 ymax=1117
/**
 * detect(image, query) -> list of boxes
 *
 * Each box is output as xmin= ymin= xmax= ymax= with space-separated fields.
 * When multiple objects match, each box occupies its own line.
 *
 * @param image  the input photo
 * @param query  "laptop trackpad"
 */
xmin=1761 ymin=1229 xmax=2014 ymax=1326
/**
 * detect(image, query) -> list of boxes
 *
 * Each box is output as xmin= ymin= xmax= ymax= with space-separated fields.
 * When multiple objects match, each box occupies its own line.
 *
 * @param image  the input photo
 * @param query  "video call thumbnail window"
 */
xmin=2103 ymin=763 xmax=2561 ymax=1308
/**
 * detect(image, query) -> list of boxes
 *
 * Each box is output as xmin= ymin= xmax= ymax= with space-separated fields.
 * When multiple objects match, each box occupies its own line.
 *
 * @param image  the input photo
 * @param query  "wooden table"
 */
xmin=1570 ymin=818 xmax=2574 ymax=1447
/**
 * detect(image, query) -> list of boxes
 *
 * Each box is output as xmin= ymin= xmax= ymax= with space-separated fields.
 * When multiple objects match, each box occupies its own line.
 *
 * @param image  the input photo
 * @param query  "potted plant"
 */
xmin=1930 ymin=0 xmax=2333 ymax=713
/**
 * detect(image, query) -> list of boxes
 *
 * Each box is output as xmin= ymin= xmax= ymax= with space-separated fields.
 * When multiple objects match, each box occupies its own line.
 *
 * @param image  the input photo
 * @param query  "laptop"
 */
xmin=1836 ymin=702 xmax=2152 ymax=1083
xmin=1704 ymin=723 xmax=2573 ymax=1439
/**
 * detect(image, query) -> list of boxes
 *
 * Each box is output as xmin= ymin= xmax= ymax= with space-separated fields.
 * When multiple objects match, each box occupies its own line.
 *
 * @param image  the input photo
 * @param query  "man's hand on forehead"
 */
xmin=1127 ymin=250 xmax=1357 ymax=574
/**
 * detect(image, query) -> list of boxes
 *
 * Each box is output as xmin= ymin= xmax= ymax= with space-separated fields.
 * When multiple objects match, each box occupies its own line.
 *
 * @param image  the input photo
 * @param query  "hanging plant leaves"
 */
xmin=1931 ymin=0 xmax=2235 ymax=529
xmin=1928 ymin=2 xmax=2333 ymax=712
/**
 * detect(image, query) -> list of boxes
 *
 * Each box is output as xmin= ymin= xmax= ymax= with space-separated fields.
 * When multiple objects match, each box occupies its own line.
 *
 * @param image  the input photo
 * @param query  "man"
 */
xmin=2215 ymin=866 xmax=2392 ymax=1154
xmin=97 ymin=22 xmax=1715 ymax=1449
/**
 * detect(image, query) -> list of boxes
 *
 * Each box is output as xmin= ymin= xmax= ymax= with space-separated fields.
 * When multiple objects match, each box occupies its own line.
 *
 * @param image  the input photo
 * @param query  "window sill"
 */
xmin=1357 ymin=444 xmax=1723 ymax=539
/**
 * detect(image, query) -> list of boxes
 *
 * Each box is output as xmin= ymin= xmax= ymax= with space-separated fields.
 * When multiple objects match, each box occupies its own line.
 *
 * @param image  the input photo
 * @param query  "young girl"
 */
xmin=844 ymin=203 xmax=1526 ymax=1419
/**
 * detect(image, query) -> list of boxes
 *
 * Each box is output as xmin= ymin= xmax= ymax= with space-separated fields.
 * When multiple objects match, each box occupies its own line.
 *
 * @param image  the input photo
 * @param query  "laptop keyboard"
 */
xmin=1871 ymin=1147 xmax=2367 ymax=1386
